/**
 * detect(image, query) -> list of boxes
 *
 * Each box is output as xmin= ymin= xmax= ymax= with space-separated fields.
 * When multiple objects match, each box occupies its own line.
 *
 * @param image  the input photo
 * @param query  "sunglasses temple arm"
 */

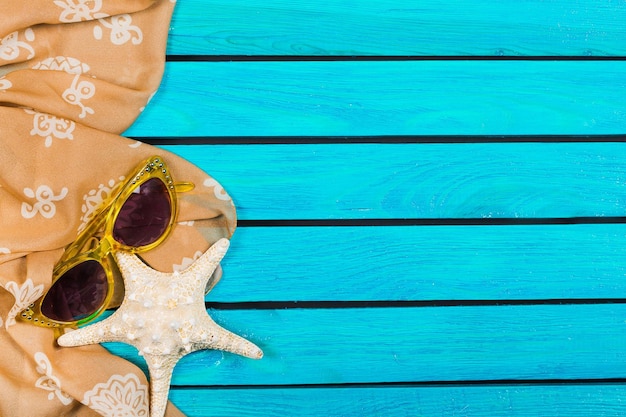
xmin=53 ymin=327 xmax=63 ymax=340
xmin=174 ymin=182 xmax=194 ymax=193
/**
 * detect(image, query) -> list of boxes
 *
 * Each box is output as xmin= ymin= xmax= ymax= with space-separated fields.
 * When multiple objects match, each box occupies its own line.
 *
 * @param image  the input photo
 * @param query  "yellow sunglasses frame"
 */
xmin=19 ymin=156 xmax=193 ymax=333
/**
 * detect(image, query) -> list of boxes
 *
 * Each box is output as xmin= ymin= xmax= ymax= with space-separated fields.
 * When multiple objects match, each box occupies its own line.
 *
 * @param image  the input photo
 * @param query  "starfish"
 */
xmin=58 ymin=238 xmax=263 ymax=417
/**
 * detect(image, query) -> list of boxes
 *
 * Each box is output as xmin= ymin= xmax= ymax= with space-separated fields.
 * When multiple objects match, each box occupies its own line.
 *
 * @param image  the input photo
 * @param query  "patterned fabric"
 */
xmin=0 ymin=1 xmax=235 ymax=416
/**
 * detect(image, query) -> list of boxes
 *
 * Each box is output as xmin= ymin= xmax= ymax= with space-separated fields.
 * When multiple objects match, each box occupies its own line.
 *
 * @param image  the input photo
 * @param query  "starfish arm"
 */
xmin=180 ymin=238 xmax=230 ymax=288
xmin=195 ymin=317 xmax=263 ymax=359
xmin=142 ymin=353 xmax=179 ymax=417
xmin=57 ymin=315 xmax=122 ymax=347
xmin=115 ymin=238 xmax=230 ymax=289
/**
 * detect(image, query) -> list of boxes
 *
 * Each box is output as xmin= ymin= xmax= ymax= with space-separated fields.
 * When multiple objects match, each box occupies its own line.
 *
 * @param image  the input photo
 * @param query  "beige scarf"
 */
xmin=0 ymin=1 xmax=236 ymax=415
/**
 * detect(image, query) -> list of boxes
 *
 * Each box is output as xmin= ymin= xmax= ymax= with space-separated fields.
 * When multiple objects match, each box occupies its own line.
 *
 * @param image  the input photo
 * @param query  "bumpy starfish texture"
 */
xmin=58 ymin=238 xmax=263 ymax=417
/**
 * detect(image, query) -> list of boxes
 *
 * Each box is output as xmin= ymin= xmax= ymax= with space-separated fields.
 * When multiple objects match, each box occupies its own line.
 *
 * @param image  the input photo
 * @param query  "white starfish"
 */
xmin=58 ymin=238 xmax=263 ymax=417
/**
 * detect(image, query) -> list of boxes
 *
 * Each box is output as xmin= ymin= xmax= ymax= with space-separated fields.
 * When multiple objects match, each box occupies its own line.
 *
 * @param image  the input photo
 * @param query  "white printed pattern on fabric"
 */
xmin=203 ymin=178 xmax=232 ymax=202
xmin=3 ymin=279 xmax=44 ymax=328
xmin=83 ymin=373 xmax=149 ymax=417
xmin=139 ymin=91 xmax=157 ymax=113
xmin=0 ymin=29 xmax=35 ymax=61
xmin=94 ymin=15 xmax=143 ymax=45
xmin=78 ymin=178 xmax=123 ymax=233
xmin=32 ymin=56 xmax=95 ymax=119
xmin=25 ymin=109 xmax=75 ymax=147
xmin=34 ymin=352 xmax=74 ymax=405
xmin=54 ymin=0 xmax=108 ymax=22
xmin=0 ymin=77 xmax=11 ymax=91
xmin=173 ymin=250 xmax=203 ymax=272
xmin=33 ymin=56 xmax=89 ymax=75
xmin=21 ymin=185 xmax=68 ymax=219
xmin=55 ymin=1 xmax=144 ymax=45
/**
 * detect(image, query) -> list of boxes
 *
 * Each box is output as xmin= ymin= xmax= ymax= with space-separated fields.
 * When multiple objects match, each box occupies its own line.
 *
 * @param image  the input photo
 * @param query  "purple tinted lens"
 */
xmin=41 ymin=260 xmax=108 ymax=322
xmin=113 ymin=178 xmax=172 ymax=247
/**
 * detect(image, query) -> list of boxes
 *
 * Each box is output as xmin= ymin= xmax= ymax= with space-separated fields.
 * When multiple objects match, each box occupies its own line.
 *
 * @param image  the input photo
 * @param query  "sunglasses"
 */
xmin=19 ymin=156 xmax=193 ymax=333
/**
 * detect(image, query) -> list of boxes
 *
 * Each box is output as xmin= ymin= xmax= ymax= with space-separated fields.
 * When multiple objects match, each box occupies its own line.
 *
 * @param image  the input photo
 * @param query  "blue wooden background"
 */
xmin=116 ymin=1 xmax=626 ymax=415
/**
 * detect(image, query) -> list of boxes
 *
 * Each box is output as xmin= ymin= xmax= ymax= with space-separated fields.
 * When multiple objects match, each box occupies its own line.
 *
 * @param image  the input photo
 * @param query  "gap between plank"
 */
xmin=204 ymin=299 xmax=626 ymax=310
xmin=171 ymin=377 xmax=626 ymax=390
xmin=139 ymin=134 xmax=626 ymax=145
xmin=166 ymin=55 xmax=626 ymax=62
xmin=237 ymin=217 xmax=626 ymax=227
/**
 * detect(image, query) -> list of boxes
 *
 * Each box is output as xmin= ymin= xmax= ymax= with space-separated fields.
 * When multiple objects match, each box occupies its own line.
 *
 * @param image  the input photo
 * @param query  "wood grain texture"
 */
xmin=104 ymin=304 xmax=626 ymax=386
xmin=210 ymin=224 xmax=626 ymax=302
xmin=126 ymin=61 xmax=626 ymax=137
xmin=164 ymin=143 xmax=626 ymax=220
xmin=170 ymin=384 xmax=626 ymax=417
xmin=167 ymin=0 xmax=626 ymax=56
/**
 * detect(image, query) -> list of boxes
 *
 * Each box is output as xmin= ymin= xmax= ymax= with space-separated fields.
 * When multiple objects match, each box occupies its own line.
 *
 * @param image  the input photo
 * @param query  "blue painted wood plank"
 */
xmin=104 ymin=304 xmax=626 ymax=385
xmin=162 ymin=143 xmax=626 ymax=220
xmin=170 ymin=384 xmax=626 ymax=417
xmin=210 ymin=224 xmax=626 ymax=302
xmin=126 ymin=61 xmax=626 ymax=137
xmin=168 ymin=0 xmax=626 ymax=56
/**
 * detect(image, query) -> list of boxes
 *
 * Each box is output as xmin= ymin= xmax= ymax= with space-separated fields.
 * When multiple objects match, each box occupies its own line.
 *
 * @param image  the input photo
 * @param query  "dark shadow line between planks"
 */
xmin=237 ymin=217 xmax=626 ymax=227
xmin=171 ymin=377 xmax=626 ymax=390
xmin=166 ymin=55 xmax=626 ymax=62
xmin=204 ymin=298 xmax=626 ymax=310
xmin=140 ymin=134 xmax=626 ymax=145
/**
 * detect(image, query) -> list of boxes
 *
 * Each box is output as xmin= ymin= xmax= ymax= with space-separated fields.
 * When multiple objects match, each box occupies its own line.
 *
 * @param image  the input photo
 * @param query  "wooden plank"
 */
xmin=170 ymin=384 xmax=626 ymax=417
xmin=104 ymin=305 xmax=626 ymax=385
xmin=162 ymin=143 xmax=626 ymax=220
xmin=210 ymin=224 xmax=626 ymax=302
xmin=126 ymin=61 xmax=626 ymax=137
xmin=168 ymin=0 xmax=626 ymax=56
